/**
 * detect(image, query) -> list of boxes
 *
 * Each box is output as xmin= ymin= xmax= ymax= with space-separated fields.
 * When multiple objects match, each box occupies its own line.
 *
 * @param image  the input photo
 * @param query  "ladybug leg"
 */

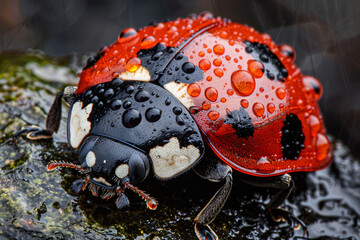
xmin=13 ymin=86 xmax=76 ymax=143
xmin=193 ymin=156 xmax=233 ymax=240
xmin=242 ymin=174 xmax=308 ymax=236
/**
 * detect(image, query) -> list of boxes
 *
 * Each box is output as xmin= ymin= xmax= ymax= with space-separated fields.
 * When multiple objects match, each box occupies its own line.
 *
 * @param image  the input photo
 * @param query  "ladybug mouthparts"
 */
xmin=47 ymin=161 xmax=158 ymax=210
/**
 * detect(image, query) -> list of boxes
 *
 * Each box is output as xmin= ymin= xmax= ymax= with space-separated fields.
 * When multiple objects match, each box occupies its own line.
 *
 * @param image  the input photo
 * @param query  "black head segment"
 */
xmin=47 ymin=135 xmax=157 ymax=210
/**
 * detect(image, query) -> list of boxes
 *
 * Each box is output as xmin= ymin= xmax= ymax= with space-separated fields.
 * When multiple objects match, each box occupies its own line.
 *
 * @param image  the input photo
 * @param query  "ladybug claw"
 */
xmin=270 ymin=208 xmax=308 ymax=237
xmin=194 ymin=223 xmax=218 ymax=240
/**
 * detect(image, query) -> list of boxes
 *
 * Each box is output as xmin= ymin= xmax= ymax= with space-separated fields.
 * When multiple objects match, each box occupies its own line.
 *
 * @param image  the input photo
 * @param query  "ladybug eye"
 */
xmin=85 ymin=151 xmax=96 ymax=167
xmin=115 ymin=164 xmax=129 ymax=179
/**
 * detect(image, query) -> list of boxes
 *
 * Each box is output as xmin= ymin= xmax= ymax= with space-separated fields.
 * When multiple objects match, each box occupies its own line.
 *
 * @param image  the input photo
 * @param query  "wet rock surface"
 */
xmin=0 ymin=51 xmax=359 ymax=239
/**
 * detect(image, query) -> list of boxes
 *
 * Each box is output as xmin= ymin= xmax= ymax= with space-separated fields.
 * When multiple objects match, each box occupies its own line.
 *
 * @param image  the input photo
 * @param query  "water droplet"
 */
xmin=316 ymin=133 xmax=330 ymax=161
xmin=145 ymin=108 xmax=162 ymax=122
xmin=220 ymin=97 xmax=227 ymax=103
xmin=123 ymin=101 xmax=132 ymax=109
xmin=187 ymin=83 xmax=201 ymax=97
xmin=122 ymin=109 xmax=142 ymax=128
xmin=140 ymin=36 xmax=157 ymax=49
xmin=135 ymin=90 xmax=150 ymax=102
xmin=225 ymin=55 xmax=231 ymax=61
xmin=173 ymin=107 xmax=183 ymax=115
xmin=231 ymin=70 xmax=256 ymax=96
xmin=206 ymin=76 xmax=212 ymax=81
xmin=118 ymin=28 xmax=138 ymax=44
xmin=240 ymin=99 xmax=249 ymax=108
xmin=253 ymin=102 xmax=265 ymax=117
xmin=279 ymin=44 xmax=296 ymax=61
xmin=125 ymin=57 xmax=141 ymax=72
xmin=208 ymin=110 xmax=220 ymax=120
xmin=213 ymin=58 xmax=222 ymax=66
xmin=199 ymin=11 xmax=214 ymax=19
xmin=111 ymin=78 xmax=124 ymax=87
xmin=104 ymin=88 xmax=114 ymax=99
xmin=308 ymin=115 xmax=321 ymax=137
xmin=213 ymin=44 xmax=225 ymax=55
xmin=302 ymin=76 xmax=323 ymax=100
xmin=276 ymin=87 xmax=286 ymax=100
xmin=214 ymin=68 xmax=224 ymax=77
xmin=176 ymin=115 xmax=185 ymax=125
xmin=279 ymin=103 xmax=285 ymax=111
xmin=202 ymin=101 xmax=211 ymax=110
xmin=227 ymin=89 xmax=234 ymax=96
xmin=205 ymin=87 xmax=218 ymax=102
xmin=198 ymin=51 xmax=205 ymax=57
xmin=165 ymin=98 xmax=171 ymax=106
xmin=182 ymin=62 xmax=195 ymax=74
xmin=199 ymin=59 xmax=211 ymax=70
xmin=267 ymin=103 xmax=275 ymax=113
xmin=247 ymin=60 xmax=264 ymax=78
xmin=220 ymin=31 xmax=228 ymax=39
xmin=125 ymin=85 xmax=135 ymax=94
xmin=111 ymin=99 xmax=122 ymax=110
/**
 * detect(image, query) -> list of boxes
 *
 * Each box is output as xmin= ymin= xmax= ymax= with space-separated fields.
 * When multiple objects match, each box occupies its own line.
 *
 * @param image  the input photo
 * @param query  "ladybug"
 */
xmin=15 ymin=12 xmax=332 ymax=240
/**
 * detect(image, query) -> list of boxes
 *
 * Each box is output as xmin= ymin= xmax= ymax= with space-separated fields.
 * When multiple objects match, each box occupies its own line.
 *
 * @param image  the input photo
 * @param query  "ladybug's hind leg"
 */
xmin=241 ymin=174 xmax=308 ymax=237
xmin=13 ymin=87 xmax=76 ymax=143
xmin=193 ymin=155 xmax=233 ymax=240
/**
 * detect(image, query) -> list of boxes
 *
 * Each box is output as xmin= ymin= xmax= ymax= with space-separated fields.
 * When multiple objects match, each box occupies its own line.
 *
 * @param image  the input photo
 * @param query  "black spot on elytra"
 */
xmin=225 ymin=108 xmax=254 ymax=139
xmin=280 ymin=114 xmax=305 ymax=160
xmin=244 ymin=40 xmax=288 ymax=82
xmin=137 ymin=43 xmax=203 ymax=86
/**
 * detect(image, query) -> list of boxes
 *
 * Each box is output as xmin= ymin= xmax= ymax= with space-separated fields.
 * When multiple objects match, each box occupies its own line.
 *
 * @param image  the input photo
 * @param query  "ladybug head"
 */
xmin=47 ymin=135 xmax=155 ymax=209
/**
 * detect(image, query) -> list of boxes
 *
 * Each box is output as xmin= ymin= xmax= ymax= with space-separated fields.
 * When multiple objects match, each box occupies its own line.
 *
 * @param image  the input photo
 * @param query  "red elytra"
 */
xmin=77 ymin=15 xmax=332 ymax=177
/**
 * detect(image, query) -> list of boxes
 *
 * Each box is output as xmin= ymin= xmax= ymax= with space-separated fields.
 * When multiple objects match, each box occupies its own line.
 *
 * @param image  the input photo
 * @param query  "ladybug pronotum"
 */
xmin=16 ymin=13 xmax=332 ymax=239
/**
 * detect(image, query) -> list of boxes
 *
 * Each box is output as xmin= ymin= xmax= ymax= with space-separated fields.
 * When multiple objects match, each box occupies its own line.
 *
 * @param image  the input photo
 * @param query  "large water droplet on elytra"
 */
xmin=302 ymin=76 xmax=323 ymax=101
xmin=214 ymin=68 xmax=224 ymax=77
xmin=279 ymin=44 xmax=296 ymax=61
xmin=267 ymin=103 xmax=275 ymax=114
xmin=122 ymin=109 xmax=142 ymax=128
xmin=199 ymin=59 xmax=211 ymax=70
xmin=253 ymin=102 xmax=265 ymax=117
xmin=247 ymin=60 xmax=264 ymax=78
xmin=315 ymin=133 xmax=330 ymax=161
xmin=187 ymin=83 xmax=201 ymax=97
xmin=118 ymin=28 xmax=138 ymax=44
xmin=231 ymin=70 xmax=255 ymax=96
xmin=308 ymin=115 xmax=321 ymax=137
xmin=205 ymin=87 xmax=218 ymax=102
xmin=213 ymin=44 xmax=225 ymax=55
xmin=125 ymin=57 xmax=141 ymax=72
xmin=276 ymin=87 xmax=286 ymax=100
xmin=241 ymin=99 xmax=249 ymax=108
xmin=140 ymin=36 xmax=157 ymax=49
xmin=202 ymin=101 xmax=211 ymax=110
xmin=182 ymin=62 xmax=195 ymax=74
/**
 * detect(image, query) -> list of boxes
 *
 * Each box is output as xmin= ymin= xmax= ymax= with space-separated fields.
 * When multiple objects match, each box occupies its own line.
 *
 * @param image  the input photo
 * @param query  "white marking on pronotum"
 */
xmin=115 ymin=164 xmax=129 ymax=179
xmin=149 ymin=137 xmax=200 ymax=179
xmin=92 ymin=177 xmax=112 ymax=187
xmin=163 ymin=81 xmax=194 ymax=109
xmin=69 ymin=101 xmax=93 ymax=149
xmin=85 ymin=151 xmax=96 ymax=167
xmin=119 ymin=66 xmax=151 ymax=81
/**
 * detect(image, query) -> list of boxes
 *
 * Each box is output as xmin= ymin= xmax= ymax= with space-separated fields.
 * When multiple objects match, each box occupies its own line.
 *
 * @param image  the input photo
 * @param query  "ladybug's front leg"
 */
xmin=193 ymin=154 xmax=233 ymax=240
xmin=13 ymin=87 xmax=76 ymax=142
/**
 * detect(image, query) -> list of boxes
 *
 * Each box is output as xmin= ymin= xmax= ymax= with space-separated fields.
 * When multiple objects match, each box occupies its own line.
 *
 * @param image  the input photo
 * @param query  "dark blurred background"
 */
xmin=1 ymin=0 xmax=360 ymax=156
